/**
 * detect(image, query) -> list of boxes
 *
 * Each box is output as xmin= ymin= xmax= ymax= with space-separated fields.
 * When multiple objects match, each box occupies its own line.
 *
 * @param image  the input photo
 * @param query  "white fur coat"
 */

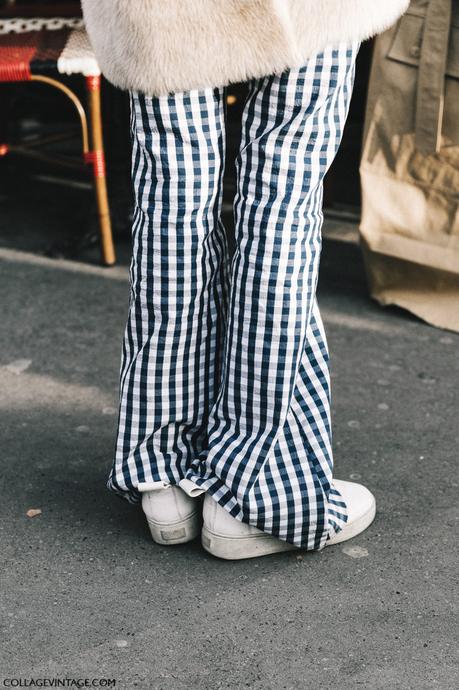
xmin=82 ymin=0 xmax=409 ymax=96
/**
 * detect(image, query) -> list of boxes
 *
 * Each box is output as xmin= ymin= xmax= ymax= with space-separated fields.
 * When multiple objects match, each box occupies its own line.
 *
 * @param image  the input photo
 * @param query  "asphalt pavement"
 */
xmin=0 ymin=190 xmax=458 ymax=688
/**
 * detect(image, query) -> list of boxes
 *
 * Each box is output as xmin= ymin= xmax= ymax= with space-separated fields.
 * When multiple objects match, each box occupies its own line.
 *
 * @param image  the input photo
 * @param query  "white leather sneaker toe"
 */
xmin=326 ymin=479 xmax=376 ymax=546
xmin=139 ymin=480 xmax=204 ymax=545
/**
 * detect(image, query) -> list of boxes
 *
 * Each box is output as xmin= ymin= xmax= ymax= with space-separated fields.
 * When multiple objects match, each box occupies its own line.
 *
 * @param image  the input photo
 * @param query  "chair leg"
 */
xmin=86 ymin=75 xmax=116 ymax=266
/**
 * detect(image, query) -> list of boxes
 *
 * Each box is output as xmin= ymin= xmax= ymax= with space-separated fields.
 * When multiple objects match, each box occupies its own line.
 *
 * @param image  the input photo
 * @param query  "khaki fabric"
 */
xmin=360 ymin=0 xmax=459 ymax=331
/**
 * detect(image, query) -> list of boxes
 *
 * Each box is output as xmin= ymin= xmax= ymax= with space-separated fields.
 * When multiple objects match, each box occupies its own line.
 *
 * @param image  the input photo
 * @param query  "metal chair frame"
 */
xmin=0 ymin=11 xmax=116 ymax=265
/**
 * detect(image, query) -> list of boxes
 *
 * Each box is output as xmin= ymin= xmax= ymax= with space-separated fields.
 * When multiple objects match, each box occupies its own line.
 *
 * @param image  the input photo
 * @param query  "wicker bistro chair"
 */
xmin=0 ymin=16 xmax=116 ymax=265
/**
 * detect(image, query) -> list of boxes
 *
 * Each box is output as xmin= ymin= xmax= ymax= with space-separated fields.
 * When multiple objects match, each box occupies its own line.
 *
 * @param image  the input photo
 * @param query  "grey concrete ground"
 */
xmin=0 ymin=177 xmax=458 ymax=689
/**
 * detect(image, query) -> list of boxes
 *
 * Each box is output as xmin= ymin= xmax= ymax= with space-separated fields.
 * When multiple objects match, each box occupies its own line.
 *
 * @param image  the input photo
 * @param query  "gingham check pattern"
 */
xmin=108 ymin=43 xmax=358 ymax=550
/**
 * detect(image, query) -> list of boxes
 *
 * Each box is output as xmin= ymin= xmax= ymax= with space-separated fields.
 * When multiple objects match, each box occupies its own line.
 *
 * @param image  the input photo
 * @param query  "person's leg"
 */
xmin=108 ymin=88 xmax=230 ymax=502
xmin=186 ymin=43 xmax=359 ymax=550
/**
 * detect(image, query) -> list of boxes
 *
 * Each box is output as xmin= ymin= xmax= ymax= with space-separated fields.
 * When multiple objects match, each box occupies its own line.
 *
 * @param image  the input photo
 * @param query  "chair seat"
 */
xmin=0 ymin=18 xmax=100 ymax=81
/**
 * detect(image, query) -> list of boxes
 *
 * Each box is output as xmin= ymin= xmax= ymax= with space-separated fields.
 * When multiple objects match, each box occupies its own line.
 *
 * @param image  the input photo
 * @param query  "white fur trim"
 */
xmin=82 ymin=0 xmax=409 ymax=96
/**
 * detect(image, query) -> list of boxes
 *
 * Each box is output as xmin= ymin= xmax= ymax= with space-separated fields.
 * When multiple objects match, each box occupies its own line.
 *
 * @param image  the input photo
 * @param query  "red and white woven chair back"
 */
xmin=0 ymin=16 xmax=100 ymax=81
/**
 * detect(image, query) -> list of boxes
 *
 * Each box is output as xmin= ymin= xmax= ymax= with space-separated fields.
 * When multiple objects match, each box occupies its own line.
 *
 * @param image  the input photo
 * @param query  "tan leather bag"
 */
xmin=360 ymin=0 xmax=459 ymax=331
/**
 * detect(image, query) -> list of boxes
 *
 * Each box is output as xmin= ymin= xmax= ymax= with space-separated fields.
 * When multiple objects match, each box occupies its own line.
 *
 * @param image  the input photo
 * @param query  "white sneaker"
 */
xmin=201 ymin=495 xmax=297 ymax=560
xmin=201 ymin=480 xmax=376 ymax=560
xmin=326 ymin=479 xmax=376 ymax=546
xmin=139 ymin=479 xmax=204 ymax=545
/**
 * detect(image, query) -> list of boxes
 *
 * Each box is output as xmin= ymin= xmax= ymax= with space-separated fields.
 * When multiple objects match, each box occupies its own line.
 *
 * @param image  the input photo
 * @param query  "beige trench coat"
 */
xmin=360 ymin=0 xmax=459 ymax=331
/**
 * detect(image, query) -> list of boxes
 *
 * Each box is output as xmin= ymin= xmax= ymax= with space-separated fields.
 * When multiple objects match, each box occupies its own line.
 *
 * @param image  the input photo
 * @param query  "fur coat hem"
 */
xmin=82 ymin=0 xmax=410 ymax=96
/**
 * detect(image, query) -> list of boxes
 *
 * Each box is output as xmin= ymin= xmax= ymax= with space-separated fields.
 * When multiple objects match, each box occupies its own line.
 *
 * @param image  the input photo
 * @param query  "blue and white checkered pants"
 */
xmin=109 ymin=43 xmax=358 ymax=550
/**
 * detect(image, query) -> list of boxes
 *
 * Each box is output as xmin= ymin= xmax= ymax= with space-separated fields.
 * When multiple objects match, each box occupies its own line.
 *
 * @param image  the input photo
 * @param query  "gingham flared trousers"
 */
xmin=108 ymin=43 xmax=358 ymax=550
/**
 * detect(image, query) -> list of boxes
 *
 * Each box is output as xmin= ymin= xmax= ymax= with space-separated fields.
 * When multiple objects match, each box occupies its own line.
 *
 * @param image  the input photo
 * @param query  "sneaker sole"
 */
xmin=326 ymin=497 xmax=376 ymax=546
xmin=201 ymin=526 xmax=297 ymax=560
xmin=146 ymin=511 xmax=201 ymax=545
